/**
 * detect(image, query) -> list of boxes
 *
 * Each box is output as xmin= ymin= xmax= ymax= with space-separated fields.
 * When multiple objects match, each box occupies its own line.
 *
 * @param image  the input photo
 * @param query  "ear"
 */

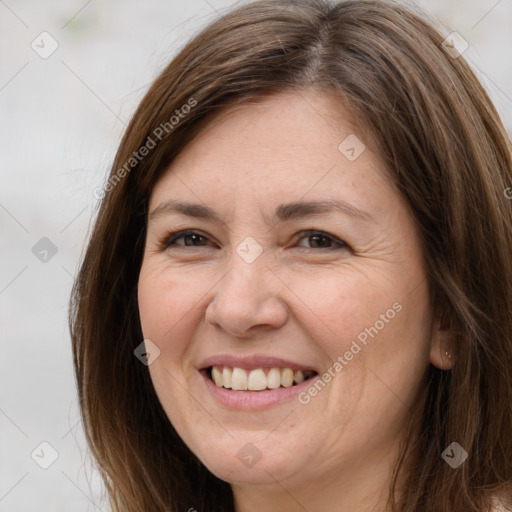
xmin=429 ymin=314 xmax=455 ymax=370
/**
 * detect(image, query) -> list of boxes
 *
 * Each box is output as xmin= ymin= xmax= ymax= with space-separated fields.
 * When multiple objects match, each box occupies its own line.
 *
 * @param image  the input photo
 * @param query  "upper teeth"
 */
xmin=210 ymin=366 xmax=315 ymax=391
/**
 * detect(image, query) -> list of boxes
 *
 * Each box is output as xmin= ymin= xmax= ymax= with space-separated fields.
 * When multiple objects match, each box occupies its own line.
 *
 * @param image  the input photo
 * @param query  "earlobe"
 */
xmin=429 ymin=315 xmax=455 ymax=370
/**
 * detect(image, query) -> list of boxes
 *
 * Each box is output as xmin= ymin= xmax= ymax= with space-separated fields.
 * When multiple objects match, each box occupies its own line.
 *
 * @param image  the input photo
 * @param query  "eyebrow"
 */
xmin=149 ymin=198 xmax=375 ymax=225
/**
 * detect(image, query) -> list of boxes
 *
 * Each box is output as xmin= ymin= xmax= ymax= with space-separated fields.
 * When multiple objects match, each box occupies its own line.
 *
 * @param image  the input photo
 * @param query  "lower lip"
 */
xmin=200 ymin=370 xmax=319 ymax=411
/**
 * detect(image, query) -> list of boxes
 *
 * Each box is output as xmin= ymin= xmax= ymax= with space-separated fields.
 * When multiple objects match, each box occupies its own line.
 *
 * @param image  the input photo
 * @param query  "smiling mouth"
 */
xmin=207 ymin=365 xmax=318 ymax=391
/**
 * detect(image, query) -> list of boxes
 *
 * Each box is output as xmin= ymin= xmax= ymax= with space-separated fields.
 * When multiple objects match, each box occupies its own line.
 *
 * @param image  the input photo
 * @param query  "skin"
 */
xmin=137 ymin=89 xmax=453 ymax=512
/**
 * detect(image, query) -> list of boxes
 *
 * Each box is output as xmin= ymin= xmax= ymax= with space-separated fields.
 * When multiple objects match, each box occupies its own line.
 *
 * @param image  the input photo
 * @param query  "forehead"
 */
xmin=148 ymin=89 xmax=393 ymax=221
xmin=174 ymin=89 xmax=365 ymax=160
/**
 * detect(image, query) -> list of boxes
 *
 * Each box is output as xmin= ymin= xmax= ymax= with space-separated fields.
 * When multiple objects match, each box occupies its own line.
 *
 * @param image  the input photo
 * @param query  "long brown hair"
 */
xmin=69 ymin=1 xmax=512 ymax=510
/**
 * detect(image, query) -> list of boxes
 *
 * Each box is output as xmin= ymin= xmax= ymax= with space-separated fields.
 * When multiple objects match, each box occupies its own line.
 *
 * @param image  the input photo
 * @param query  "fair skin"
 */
xmin=137 ymin=89 xmax=452 ymax=512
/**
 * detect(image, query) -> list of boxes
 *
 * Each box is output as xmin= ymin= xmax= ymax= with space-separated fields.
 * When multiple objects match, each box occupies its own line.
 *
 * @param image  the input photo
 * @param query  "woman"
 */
xmin=69 ymin=0 xmax=512 ymax=511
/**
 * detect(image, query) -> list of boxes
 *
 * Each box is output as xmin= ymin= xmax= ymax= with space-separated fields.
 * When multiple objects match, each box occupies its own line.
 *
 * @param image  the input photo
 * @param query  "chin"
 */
xmin=186 ymin=431 xmax=311 ymax=487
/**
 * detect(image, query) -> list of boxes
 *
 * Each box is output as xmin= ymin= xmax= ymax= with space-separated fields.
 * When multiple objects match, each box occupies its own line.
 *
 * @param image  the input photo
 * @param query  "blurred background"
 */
xmin=1 ymin=0 xmax=511 ymax=510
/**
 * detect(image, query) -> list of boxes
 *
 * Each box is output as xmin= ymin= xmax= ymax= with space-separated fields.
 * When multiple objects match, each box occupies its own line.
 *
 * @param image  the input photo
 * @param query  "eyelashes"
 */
xmin=159 ymin=230 xmax=210 ymax=250
xmin=158 ymin=229 xmax=349 ymax=252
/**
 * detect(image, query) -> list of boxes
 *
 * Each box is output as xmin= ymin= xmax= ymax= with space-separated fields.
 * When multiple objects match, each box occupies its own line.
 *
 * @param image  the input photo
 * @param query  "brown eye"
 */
xmin=296 ymin=230 xmax=348 ymax=250
xmin=162 ymin=230 xmax=213 ymax=249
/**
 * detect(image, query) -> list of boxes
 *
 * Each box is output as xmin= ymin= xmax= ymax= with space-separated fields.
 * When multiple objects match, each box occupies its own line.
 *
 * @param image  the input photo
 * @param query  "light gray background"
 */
xmin=1 ymin=0 xmax=511 ymax=510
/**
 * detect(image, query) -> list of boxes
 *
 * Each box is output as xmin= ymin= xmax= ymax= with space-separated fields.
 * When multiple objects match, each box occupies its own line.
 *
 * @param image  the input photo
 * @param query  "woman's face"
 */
xmin=138 ymin=90 xmax=446 ymax=493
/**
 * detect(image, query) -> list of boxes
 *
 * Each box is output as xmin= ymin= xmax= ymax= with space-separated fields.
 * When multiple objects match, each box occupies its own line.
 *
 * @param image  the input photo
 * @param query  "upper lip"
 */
xmin=198 ymin=354 xmax=319 ymax=373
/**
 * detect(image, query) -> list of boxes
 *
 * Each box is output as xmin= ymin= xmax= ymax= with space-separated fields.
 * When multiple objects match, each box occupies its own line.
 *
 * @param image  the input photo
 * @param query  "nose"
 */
xmin=205 ymin=254 xmax=289 ymax=338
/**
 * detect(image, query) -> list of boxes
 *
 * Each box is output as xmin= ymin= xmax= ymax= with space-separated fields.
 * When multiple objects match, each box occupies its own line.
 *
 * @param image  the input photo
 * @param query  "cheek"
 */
xmin=289 ymin=268 xmax=399 ymax=358
xmin=303 ymin=266 xmax=431 ymax=398
xmin=137 ymin=265 xmax=203 ymax=343
xmin=137 ymin=267 xmax=205 ymax=427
